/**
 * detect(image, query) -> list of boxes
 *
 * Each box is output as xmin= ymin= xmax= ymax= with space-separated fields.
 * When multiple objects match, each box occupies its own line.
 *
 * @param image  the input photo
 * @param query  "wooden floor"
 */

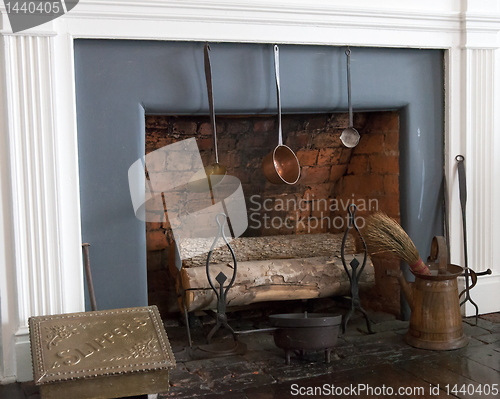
xmin=2 ymin=311 xmax=499 ymax=399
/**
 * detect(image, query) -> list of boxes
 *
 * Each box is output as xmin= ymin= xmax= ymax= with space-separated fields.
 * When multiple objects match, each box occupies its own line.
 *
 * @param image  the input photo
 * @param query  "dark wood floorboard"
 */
xmin=2 ymin=311 xmax=500 ymax=399
xmin=399 ymin=357 xmax=481 ymax=399
xmin=435 ymin=353 xmax=500 ymax=386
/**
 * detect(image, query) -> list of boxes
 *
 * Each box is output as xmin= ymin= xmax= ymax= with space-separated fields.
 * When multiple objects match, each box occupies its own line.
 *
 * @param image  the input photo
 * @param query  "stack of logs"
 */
xmin=171 ymin=233 xmax=375 ymax=312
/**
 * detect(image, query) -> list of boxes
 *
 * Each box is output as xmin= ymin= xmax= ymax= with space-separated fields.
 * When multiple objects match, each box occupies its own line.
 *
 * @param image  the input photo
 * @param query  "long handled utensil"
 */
xmin=189 ymin=43 xmax=227 ymax=193
xmin=262 ymin=45 xmax=301 ymax=185
xmin=340 ymin=47 xmax=360 ymax=148
xmin=82 ymin=243 xmax=97 ymax=311
xmin=172 ymin=234 xmax=192 ymax=348
xmin=455 ymin=155 xmax=491 ymax=324
xmin=203 ymin=43 xmax=226 ymax=187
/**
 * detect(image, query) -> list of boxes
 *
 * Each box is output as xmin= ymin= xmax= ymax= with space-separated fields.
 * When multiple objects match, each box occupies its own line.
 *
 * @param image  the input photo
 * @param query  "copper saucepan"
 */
xmin=262 ymin=45 xmax=300 ymax=185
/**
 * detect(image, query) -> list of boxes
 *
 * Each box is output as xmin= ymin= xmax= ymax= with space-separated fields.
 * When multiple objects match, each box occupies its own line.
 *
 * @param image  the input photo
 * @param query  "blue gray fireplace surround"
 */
xmin=74 ymin=40 xmax=444 ymax=318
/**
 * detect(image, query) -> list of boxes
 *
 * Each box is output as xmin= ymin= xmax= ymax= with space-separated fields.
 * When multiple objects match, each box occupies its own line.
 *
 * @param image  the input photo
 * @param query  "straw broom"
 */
xmin=365 ymin=212 xmax=431 ymax=275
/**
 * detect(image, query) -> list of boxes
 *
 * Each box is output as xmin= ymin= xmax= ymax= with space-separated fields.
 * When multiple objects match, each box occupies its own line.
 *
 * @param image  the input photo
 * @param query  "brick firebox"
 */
xmin=145 ymin=111 xmax=400 ymax=317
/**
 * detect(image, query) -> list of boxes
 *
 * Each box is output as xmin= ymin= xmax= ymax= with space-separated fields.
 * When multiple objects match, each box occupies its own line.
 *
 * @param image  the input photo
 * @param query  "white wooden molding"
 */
xmin=65 ymin=1 xmax=464 ymax=29
xmin=462 ymin=13 xmax=500 ymax=49
xmin=466 ymin=49 xmax=495 ymax=275
xmin=462 ymin=48 xmax=499 ymax=316
xmin=4 ymin=34 xmax=64 ymax=322
xmin=56 ymin=1 xmax=463 ymax=48
xmin=1 ymin=34 xmax=67 ymax=381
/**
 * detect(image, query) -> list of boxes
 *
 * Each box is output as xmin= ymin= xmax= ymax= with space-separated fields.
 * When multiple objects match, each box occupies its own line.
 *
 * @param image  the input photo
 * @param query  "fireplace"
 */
xmin=71 ymin=42 xmax=446 ymax=321
xmin=2 ymin=1 xmax=499 ymax=383
xmin=145 ymin=111 xmax=401 ymax=316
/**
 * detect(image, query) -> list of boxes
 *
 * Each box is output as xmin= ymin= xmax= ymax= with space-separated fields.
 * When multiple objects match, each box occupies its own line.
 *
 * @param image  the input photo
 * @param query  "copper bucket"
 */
xmin=388 ymin=237 xmax=468 ymax=350
xmin=262 ymin=45 xmax=300 ymax=185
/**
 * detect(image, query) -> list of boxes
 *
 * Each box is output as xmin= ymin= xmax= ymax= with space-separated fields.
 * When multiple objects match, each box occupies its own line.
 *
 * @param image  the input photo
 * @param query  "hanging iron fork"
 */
xmin=205 ymin=213 xmax=238 ymax=343
xmin=456 ymin=155 xmax=491 ymax=324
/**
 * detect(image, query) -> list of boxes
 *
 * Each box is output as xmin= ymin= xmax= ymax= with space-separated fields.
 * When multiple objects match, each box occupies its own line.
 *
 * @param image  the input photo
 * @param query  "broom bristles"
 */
xmin=365 ymin=212 xmax=420 ymax=266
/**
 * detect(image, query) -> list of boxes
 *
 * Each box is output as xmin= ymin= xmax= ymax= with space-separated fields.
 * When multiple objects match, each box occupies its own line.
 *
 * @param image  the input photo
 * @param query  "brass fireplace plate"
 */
xmin=29 ymin=306 xmax=175 ymax=387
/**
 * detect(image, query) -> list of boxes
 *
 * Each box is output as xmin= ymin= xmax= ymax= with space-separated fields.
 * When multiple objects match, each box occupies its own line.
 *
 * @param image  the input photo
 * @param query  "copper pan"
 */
xmin=262 ymin=45 xmax=300 ymax=185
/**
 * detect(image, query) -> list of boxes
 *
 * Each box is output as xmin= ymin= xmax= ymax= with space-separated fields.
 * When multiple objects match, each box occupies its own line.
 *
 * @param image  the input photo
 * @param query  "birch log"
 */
xmin=179 ymin=255 xmax=374 ymax=311
xmin=179 ymin=233 xmax=355 ymax=268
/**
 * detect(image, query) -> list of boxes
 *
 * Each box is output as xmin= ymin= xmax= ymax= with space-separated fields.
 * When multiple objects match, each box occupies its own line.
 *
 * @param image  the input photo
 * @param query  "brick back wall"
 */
xmin=331 ymin=111 xmax=401 ymax=316
xmin=145 ymin=111 xmax=400 ymax=317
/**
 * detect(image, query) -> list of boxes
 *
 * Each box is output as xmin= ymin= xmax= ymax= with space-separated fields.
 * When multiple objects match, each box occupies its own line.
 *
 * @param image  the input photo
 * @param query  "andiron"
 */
xmin=205 ymin=212 xmax=238 ymax=343
xmin=340 ymin=204 xmax=374 ymax=334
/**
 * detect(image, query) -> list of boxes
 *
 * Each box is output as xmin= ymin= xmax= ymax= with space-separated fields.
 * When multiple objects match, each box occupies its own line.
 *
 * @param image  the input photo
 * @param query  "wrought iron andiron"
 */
xmin=341 ymin=204 xmax=373 ymax=334
xmin=206 ymin=213 xmax=238 ymax=343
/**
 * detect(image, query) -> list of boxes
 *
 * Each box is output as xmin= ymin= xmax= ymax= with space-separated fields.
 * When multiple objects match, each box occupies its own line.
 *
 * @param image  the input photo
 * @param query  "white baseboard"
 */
xmin=0 ymin=375 xmax=17 ymax=385
xmin=14 ymin=329 xmax=33 ymax=382
xmin=464 ymin=274 xmax=500 ymax=317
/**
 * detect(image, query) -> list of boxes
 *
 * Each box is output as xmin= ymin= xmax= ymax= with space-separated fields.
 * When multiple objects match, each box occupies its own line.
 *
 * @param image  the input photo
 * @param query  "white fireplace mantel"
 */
xmin=1 ymin=0 xmax=499 ymax=383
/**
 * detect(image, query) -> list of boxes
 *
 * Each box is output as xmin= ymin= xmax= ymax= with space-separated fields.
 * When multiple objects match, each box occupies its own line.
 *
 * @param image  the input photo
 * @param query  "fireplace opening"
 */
xmin=145 ymin=111 xmax=401 ymax=319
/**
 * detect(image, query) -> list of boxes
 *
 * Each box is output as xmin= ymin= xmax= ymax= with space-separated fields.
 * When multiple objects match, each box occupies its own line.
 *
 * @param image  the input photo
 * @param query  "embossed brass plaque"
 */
xmin=29 ymin=306 xmax=175 ymax=386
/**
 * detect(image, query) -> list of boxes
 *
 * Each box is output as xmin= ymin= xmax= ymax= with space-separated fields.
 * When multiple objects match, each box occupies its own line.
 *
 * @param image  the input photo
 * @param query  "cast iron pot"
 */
xmin=269 ymin=313 xmax=342 ymax=365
